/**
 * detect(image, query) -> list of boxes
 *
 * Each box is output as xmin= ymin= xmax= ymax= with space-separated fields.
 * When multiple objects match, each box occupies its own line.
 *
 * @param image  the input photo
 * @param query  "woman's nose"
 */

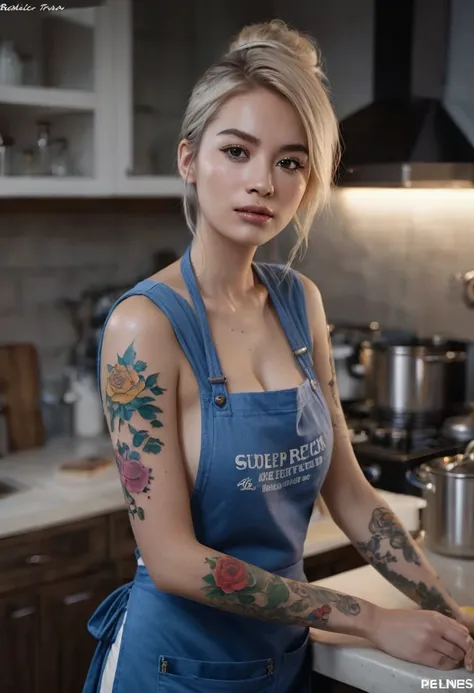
xmin=245 ymin=161 xmax=275 ymax=197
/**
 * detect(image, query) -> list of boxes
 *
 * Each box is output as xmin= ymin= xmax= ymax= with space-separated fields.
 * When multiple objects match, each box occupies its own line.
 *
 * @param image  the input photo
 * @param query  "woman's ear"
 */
xmin=177 ymin=139 xmax=196 ymax=183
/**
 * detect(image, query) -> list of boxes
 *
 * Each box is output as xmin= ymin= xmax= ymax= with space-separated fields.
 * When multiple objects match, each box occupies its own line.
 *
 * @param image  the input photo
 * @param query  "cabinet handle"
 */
xmin=12 ymin=606 xmax=35 ymax=619
xmin=63 ymin=590 xmax=92 ymax=606
xmin=25 ymin=553 xmax=52 ymax=565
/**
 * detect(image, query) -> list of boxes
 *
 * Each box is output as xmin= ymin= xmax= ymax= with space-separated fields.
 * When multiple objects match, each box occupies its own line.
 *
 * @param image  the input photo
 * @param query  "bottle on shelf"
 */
xmin=0 ymin=39 xmax=21 ymax=86
xmin=35 ymin=120 xmax=52 ymax=175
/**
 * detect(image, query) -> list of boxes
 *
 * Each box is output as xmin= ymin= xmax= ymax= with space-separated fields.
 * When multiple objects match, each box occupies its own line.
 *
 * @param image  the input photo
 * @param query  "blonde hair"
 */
xmin=180 ymin=19 xmax=340 ymax=267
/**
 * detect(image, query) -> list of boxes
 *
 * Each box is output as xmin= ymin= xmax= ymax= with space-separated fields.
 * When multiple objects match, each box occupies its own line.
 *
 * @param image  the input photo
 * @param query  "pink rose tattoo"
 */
xmin=114 ymin=442 xmax=153 ymax=520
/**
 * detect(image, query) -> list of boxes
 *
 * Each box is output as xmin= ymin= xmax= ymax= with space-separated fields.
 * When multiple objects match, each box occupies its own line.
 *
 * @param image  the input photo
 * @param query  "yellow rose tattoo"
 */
xmin=105 ymin=342 xmax=166 ymax=450
xmin=106 ymin=364 xmax=146 ymax=404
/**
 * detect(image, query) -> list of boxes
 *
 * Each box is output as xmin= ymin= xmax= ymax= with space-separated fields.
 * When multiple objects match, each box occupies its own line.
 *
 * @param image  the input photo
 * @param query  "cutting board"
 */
xmin=0 ymin=343 xmax=45 ymax=452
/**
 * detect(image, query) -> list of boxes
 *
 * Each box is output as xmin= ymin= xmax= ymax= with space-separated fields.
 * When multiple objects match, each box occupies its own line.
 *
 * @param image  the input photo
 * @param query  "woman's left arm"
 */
xmin=299 ymin=275 xmax=472 ymax=631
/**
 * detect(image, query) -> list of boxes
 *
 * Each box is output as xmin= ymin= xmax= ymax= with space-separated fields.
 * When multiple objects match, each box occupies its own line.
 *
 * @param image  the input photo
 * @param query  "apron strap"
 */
xmin=180 ymin=246 xmax=231 ymax=414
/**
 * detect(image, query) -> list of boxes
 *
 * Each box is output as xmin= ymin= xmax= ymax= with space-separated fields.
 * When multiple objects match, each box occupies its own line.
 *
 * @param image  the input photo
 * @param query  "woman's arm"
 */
xmin=100 ymin=293 xmax=473 ymax=671
xmin=298 ymin=275 xmax=465 ymax=622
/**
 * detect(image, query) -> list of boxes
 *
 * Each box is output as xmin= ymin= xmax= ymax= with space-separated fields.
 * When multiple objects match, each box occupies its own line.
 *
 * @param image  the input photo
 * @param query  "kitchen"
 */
xmin=0 ymin=0 xmax=474 ymax=691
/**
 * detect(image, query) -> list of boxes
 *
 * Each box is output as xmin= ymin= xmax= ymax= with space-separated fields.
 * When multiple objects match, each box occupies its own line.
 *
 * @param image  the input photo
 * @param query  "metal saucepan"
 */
xmin=406 ymin=440 xmax=474 ymax=558
xmin=361 ymin=338 xmax=467 ymax=425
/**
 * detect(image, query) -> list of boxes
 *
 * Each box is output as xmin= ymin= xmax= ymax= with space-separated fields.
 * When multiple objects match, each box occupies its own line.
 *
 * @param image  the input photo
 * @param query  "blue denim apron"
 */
xmin=83 ymin=245 xmax=333 ymax=693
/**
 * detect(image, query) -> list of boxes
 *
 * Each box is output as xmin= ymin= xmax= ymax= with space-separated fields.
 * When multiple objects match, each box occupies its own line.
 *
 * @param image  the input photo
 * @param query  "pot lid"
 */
xmin=424 ymin=449 xmax=474 ymax=478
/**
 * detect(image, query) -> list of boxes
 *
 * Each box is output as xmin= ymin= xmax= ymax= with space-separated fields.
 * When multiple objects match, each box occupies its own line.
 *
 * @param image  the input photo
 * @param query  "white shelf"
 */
xmin=116 ymin=175 xmax=184 ymax=197
xmin=0 ymin=177 xmax=112 ymax=197
xmin=0 ymin=86 xmax=96 ymax=113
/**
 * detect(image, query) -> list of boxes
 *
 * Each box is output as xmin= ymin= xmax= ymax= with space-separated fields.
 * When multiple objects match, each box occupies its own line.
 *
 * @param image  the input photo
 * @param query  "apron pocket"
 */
xmin=157 ymin=654 xmax=275 ymax=692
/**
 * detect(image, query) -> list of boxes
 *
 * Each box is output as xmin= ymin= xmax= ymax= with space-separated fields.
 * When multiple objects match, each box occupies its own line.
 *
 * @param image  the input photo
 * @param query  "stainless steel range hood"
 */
xmin=337 ymin=0 xmax=474 ymax=188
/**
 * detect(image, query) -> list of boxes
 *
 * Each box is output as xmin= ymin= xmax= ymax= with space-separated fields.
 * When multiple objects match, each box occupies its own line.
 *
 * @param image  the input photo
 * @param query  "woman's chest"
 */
xmin=175 ymin=328 xmax=306 ymax=489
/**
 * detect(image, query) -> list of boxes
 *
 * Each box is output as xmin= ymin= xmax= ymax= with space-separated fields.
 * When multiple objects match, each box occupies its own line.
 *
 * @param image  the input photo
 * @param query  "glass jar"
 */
xmin=0 ymin=133 xmax=14 ymax=176
xmin=0 ymin=40 xmax=21 ymax=85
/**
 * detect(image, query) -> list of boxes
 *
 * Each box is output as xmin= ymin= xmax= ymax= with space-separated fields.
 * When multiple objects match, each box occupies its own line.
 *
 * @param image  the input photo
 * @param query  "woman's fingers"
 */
xmin=428 ymin=651 xmax=463 ymax=670
xmin=435 ymin=638 xmax=466 ymax=664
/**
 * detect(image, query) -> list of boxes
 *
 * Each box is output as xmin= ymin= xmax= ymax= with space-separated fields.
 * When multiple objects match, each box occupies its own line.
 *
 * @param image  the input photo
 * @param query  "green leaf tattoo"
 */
xmin=114 ymin=440 xmax=154 ymax=521
xmin=105 ymin=341 xmax=166 ymax=436
xmin=201 ymin=556 xmax=360 ymax=627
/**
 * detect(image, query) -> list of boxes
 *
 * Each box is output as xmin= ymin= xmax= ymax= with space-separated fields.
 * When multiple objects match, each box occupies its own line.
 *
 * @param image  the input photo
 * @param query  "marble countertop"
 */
xmin=310 ymin=539 xmax=474 ymax=692
xmin=0 ymin=436 xmax=425 ymax=555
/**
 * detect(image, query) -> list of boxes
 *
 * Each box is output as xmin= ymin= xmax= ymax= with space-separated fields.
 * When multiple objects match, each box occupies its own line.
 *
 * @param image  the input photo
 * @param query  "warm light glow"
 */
xmin=336 ymin=188 xmax=474 ymax=215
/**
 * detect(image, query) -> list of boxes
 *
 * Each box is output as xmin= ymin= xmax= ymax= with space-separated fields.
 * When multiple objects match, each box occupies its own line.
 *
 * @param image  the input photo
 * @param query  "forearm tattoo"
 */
xmin=356 ymin=507 xmax=455 ymax=617
xmin=105 ymin=341 xmax=166 ymax=520
xmin=201 ymin=556 xmax=361 ymax=627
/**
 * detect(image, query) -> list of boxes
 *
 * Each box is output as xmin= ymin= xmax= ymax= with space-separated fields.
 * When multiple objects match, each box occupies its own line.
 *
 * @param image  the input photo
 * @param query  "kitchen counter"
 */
xmin=310 ymin=540 xmax=474 ymax=692
xmin=0 ymin=436 xmax=425 ymax=546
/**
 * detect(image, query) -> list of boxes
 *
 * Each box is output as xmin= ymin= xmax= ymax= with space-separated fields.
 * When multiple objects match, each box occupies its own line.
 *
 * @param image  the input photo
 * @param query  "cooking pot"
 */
xmin=361 ymin=338 xmax=467 ymax=426
xmin=329 ymin=323 xmax=415 ymax=404
xmin=406 ymin=440 xmax=474 ymax=558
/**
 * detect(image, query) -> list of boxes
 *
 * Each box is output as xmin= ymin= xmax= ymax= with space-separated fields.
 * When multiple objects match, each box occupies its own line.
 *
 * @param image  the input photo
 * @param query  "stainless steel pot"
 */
xmin=361 ymin=340 xmax=466 ymax=423
xmin=406 ymin=441 xmax=474 ymax=558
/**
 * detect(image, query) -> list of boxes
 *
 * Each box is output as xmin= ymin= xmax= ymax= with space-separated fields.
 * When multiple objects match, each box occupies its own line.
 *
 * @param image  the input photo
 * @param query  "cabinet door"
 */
xmin=445 ymin=0 xmax=474 ymax=145
xmin=0 ymin=591 xmax=40 ymax=693
xmin=113 ymin=0 xmax=274 ymax=196
xmin=40 ymin=571 xmax=114 ymax=693
xmin=0 ymin=1 xmax=115 ymax=197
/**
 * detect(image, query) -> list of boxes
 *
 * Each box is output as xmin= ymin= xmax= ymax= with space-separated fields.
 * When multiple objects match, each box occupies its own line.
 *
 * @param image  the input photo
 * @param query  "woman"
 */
xmin=84 ymin=19 xmax=474 ymax=693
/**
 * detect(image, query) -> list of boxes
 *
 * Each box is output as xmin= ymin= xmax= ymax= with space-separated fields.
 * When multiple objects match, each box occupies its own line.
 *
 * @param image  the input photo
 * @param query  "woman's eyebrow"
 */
xmin=216 ymin=128 xmax=308 ymax=154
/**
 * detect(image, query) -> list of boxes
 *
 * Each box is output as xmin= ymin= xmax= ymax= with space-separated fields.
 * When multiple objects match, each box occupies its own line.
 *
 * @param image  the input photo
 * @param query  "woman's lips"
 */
xmin=235 ymin=210 xmax=274 ymax=225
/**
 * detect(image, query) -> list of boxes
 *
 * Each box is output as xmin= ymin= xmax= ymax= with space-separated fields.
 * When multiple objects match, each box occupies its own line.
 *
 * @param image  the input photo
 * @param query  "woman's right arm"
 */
xmin=101 ymin=296 xmax=472 ymax=672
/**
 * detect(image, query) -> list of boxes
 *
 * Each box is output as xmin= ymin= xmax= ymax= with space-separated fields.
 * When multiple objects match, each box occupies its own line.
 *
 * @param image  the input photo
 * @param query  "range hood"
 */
xmin=337 ymin=0 xmax=474 ymax=188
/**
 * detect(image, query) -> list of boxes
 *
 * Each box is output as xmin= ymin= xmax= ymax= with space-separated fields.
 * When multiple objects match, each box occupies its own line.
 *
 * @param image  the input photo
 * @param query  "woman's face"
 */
xmin=179 ymin=87 xmax=309 ymax=249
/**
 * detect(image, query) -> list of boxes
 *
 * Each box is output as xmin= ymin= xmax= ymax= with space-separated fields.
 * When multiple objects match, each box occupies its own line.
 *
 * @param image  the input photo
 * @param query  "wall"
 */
xmin=280 ymin=189 xmax=474 ymax=340
xmin=0 ymin=212 xmax=190 ymax=379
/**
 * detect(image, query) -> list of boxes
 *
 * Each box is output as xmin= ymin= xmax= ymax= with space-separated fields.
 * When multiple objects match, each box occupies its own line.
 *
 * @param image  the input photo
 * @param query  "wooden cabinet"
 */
xmin=40 ymin=571 xmax=114 ymax=693
xmin=0 ymin=591 xmax=41 ymax=693
xmin=0 ymin=512 xmax=135 ymax=693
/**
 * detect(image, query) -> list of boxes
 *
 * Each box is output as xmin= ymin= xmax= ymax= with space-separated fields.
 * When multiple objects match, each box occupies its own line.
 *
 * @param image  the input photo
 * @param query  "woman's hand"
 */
xmin=369 ymin=607 xmax=474 ymax=671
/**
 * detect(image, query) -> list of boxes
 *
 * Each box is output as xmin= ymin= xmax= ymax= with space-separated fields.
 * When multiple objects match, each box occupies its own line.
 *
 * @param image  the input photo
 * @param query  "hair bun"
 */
xmin=228 ymin=19 xmax=321 ymax=75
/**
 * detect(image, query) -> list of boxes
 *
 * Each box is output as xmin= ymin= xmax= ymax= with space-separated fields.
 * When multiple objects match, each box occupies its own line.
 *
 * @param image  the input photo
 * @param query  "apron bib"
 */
xmin=84 ymin=245 xmax=333 ymax=693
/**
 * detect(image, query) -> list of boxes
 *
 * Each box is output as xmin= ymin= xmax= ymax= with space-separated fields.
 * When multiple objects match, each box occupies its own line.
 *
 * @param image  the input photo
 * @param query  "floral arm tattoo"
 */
xmin=200 ymin=555 xmax=361 ymax=628
xmin=355 ymin=507 xmax=456 ymax=618
xmin=105 ymin=341 xmax=166 ymax=521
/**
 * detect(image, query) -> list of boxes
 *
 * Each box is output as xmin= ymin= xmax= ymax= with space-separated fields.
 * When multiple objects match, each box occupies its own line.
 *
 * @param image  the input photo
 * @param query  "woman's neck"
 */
xmin=190 ymin=233 xmax=261 ymax=309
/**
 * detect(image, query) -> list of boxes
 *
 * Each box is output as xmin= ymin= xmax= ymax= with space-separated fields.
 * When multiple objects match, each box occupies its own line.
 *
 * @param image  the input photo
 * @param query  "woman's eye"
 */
xmin=279 ymin=158 xmax=305 ymax=171
xmin=222 ymin=146 xmax=247 ymax=159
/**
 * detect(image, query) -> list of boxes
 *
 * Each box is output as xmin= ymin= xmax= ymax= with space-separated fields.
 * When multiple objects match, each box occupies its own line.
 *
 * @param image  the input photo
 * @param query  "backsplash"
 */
xmin=0 ymin=189 xmax=472 ymax=382
xmin=0 ymin=212 xmax=191 ymax=378
xmin=282 ymin=188 xmax=474 ymax=340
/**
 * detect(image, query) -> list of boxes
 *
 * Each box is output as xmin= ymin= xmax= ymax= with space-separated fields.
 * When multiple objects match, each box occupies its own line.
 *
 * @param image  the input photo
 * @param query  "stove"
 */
xmin=352 ymin=429 xmax=465 ymax=496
